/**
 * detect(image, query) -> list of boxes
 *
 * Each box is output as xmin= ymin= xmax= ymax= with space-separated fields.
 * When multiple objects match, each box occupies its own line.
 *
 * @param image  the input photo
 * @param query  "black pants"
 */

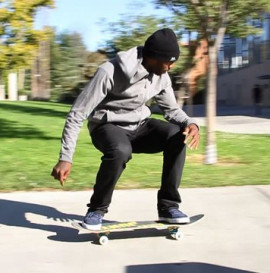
xmin=88 ymin=118 xmax=186 ymax=215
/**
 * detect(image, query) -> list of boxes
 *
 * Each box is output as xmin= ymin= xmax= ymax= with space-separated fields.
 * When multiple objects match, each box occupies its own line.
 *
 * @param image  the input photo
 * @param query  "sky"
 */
xmin=35 ymin=0 xmax=170 ymax=51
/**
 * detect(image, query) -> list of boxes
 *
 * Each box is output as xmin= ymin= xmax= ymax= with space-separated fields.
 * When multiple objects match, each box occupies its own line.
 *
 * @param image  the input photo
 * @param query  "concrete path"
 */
xmin=195 ymin=115 xmax=270 ymax=134
xmin=186 ymin=104 xmax=270 ymax=134
xmin=1 ymin=186 xmax=270 ymax=273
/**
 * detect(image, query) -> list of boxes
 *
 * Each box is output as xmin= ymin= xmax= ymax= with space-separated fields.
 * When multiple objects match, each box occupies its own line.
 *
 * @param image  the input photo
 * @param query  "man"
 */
xmin=51 ymin=28 xmax=200 ymax=230
xmin=252 ymin=84 xmax=263 ymax=116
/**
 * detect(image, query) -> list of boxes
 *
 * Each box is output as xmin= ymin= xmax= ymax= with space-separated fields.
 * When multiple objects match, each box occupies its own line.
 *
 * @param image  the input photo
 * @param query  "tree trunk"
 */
xmin=18 ymin=69 xmax=25 ymax=91
xmin=186 ymin=91 xmax=193 ymax=117
xmin=8 ymin=72 xmax=18 ymax=101
xmin=204 ymin=25 xmax=226 ymax=164
xmin=204 ymin=45 xmax=218 ymax=164
xmin=31 ymin=40 xmax=50 ymax=100
xmin=0 ymin=84 xmax=5 ymax=100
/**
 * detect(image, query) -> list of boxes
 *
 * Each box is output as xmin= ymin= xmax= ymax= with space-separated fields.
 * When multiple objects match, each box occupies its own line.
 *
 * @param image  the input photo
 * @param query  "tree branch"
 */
xmin=188 ymin=0 xmax=208 ymax=39
xmin=214 ymin=0 xmax=229 ymax=51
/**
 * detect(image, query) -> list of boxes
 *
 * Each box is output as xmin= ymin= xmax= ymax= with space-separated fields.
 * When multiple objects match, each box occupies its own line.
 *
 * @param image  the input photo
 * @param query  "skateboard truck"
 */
xmin=95 ymin=226 xmax=184 ymax=245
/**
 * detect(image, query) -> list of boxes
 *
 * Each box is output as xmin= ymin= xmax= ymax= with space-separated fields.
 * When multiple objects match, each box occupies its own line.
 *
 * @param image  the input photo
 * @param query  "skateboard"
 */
xmin=72 ymin=214 xmax=204 ymax=245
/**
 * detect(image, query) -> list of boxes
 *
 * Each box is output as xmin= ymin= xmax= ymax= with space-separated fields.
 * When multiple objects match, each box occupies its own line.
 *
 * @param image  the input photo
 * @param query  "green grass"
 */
xmin=0 ymin=101 xmax=269 ymax=191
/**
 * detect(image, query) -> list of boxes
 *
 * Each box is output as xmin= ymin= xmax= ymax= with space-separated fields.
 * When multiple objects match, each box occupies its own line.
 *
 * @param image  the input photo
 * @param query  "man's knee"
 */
xmin=108 ymin=144 xmax=132 ymax=162
xmin=165 ymin=127 xmax=186 ymax=153
xmin=166 ymin=124 xmax=185 ymax=143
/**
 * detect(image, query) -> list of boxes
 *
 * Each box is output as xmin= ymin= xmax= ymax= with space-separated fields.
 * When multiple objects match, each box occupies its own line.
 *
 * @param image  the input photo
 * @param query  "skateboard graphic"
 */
xmin=72 ymin=214 xmax=204 ymax=245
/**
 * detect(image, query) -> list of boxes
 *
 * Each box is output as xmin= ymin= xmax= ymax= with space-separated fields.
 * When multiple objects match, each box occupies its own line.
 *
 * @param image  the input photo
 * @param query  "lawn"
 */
xmin=0 ymin=101 xmax=269 ymax=191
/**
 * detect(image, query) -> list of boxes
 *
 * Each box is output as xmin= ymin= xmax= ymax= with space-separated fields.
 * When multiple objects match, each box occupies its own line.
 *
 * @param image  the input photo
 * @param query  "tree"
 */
xmin=83 ymin=51 xmax=108 ymax=79
xmin=0 ymin=0 xmax=55 ymax=85
xmin=50 ymin=31 xmax=88 ymax=102
xmin=155 ymin=0 xmax=270 ymax=164
xmin=106 ymin=15 xmax=170 ymax=52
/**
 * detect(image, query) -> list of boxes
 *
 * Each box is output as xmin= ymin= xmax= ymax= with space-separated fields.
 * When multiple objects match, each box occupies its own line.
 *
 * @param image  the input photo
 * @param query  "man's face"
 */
xmin=143 ymin=57 xmax=175 ymax=76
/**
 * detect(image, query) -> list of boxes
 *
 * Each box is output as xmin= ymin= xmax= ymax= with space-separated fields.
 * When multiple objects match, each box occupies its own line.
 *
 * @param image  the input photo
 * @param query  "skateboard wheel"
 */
xmin=175 ymin=231 xmax=184 ymax=240
xmin=170 ymin=228 xmax=184 ymax=240
xmin=99 ymin=235 xmax=109 ymax=245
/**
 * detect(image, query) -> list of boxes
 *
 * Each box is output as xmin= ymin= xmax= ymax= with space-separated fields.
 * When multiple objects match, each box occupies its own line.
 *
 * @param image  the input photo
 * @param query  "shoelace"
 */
xmin=86 ymin=212 xmax=102 ymax=220
xmin=169 ymin=209 xmax=181 ymax=217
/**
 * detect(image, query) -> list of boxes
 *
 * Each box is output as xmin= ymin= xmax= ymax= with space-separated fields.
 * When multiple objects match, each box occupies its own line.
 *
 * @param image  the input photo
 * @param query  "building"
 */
xmin=217 ymin=14 xmax=270 ymax=107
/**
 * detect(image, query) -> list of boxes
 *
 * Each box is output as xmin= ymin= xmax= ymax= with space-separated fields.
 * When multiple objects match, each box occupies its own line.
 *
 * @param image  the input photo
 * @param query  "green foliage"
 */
xmin=171 ymin=42 xmax=195 ymax=74
xmin=155 ymin=0 xmax=270 ymax=41
xmin=104 ymin=15 xmax=171 ymax=53
xmin=83 ymin=51 xmax=108 ymax=79
xmin=0 ymin=0 xmax=55 ymax=77
xmin=226 ymin=0 xmax=269 ymax=37
xmin=50 ymin=30 xmax=88 ymax=102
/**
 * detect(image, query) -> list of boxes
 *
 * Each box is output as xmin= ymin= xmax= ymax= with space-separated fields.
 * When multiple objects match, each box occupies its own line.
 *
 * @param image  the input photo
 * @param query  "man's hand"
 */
xmin=51 ymin=161 xmax=72 ymax=186
xmin=183 ymin=124 xmax=200 ymax=150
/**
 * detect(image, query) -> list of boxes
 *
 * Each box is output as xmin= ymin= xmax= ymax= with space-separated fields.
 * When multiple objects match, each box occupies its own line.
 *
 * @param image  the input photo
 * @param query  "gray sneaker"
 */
xmin=82 ymin=211 xmax=103 ymax=230
xmin=158 ymin=208 xmax=190 ymax=224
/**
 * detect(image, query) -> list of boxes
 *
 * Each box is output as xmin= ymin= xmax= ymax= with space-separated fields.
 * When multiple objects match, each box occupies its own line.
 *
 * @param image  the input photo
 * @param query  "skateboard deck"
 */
xmin=72 ymin=214 xmax=204 ymax=245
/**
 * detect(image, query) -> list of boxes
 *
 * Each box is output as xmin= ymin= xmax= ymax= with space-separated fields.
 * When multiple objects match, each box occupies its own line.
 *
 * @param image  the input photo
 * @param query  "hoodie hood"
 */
xmin=116 ymin=46 xmax=149 ymax=83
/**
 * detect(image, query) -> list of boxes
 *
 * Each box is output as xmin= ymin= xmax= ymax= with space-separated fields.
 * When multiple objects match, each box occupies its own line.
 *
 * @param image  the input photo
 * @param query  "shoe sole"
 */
xmin=82 ymin=222 xmax=102 ymax=231
xmin=159 ymin=217 xmax=190 ymax=224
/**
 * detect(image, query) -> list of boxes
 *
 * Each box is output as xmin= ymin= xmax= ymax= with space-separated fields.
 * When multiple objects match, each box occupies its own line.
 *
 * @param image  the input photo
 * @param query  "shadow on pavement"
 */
xmin=49 ymin=225 xmax=172 ymax=244
xmin=126 ymin=263 xmax=255 ymax=273
xmin=0 ymin=199 xmax=82 ymax=242
xmin=0 ymin=199 xmax=205 ymax=245
xmin=0 ymin=199 xmax=130 ymax=244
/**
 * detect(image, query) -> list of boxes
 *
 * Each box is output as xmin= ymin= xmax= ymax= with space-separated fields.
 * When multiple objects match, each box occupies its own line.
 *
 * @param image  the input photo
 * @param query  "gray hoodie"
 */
xmin=60 ymin=46 xmax=197 ymax=162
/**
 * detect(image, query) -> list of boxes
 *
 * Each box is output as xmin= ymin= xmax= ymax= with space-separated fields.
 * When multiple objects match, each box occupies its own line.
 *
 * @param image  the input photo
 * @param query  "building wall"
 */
xmin=217 ymin=59 xmax=270 ymax=106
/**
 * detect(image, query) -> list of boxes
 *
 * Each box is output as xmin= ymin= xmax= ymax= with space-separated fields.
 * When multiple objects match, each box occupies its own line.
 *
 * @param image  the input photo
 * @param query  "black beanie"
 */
xmin=143 ymin=28 xmax=180 ymax=62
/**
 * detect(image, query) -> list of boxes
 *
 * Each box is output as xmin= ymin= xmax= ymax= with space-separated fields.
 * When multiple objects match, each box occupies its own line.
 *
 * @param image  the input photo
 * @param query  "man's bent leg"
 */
xmin=158 ymin=129 xmax=186 ymax=211
xmin=131 ymin=119 xmax=186 ymax=212
xmin=88 ymin=124 xmax=132 ymax=214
